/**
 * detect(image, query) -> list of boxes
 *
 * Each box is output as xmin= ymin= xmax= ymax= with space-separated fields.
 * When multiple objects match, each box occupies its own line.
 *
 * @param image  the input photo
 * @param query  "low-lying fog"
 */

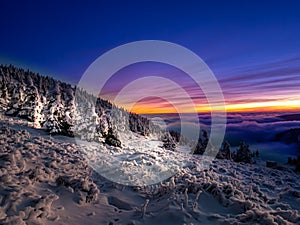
xmin=145 ymin=112 xmax=300 ymax=163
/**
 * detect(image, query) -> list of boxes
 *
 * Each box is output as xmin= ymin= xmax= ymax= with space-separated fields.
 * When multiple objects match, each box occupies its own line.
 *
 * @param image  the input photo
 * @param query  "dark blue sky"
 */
xmin=1 ymin=0 xmax=300 ymax=112
xmin=1 ymin=0 xmax=299 ymax=81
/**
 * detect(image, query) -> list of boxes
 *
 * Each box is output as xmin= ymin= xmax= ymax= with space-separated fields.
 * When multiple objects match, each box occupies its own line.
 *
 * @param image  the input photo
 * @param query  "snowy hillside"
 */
xmin=0 ymin=65 xmax=174 ymax=148
xmin=0 ymin=115 xmax=299 ymax=225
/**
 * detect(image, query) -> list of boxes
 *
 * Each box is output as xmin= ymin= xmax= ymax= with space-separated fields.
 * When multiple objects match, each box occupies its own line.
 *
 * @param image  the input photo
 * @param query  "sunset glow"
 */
xmin=224 ymin=99 xmax=300 ymax=113
xmin=128 ymin=99 xmax=300 ymax=114
xmin=96 ymin=55 xmax=300 ymax=115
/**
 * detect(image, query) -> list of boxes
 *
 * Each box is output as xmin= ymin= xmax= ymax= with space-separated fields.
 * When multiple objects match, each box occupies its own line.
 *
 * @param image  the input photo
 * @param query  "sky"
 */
xmin=1 ymin=0 xmax=300 ymax=113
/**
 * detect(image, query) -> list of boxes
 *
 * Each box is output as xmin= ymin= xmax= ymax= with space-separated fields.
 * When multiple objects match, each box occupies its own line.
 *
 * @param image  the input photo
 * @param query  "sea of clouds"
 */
xmin=145 ymin=112 xmax=300 ymax=163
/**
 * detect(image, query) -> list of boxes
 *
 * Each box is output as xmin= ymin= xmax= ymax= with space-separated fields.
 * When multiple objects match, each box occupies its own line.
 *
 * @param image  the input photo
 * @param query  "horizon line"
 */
xmin=132 ymin=108 xmax=300 ymax=115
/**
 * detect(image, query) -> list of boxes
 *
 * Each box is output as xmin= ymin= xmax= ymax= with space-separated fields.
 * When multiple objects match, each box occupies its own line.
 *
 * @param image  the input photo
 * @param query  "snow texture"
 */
xmin=0 ymin=115 xmax=299 ymax=225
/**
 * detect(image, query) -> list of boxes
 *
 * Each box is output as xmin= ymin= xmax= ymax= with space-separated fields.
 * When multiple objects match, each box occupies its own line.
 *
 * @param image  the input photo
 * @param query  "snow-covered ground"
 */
xmin=1 ymin=114 xmax=300 ymax=225
xmin=78 ymin=128 xmax=193 ymax=186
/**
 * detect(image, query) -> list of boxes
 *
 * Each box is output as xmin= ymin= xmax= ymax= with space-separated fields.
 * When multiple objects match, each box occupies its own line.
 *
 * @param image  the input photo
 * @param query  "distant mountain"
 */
xmin=274 ymin=128 xmax=300 ymax=146
xmin=277 ymin=113 xmax=300 ymax=121
xmin=0 ymin=65 xmax=171 ymax=148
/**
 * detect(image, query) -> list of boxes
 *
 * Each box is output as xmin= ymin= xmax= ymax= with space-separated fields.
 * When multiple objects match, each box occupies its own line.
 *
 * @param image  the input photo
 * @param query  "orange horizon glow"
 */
xmin=129 ymin=99 xmax=300 ymax=114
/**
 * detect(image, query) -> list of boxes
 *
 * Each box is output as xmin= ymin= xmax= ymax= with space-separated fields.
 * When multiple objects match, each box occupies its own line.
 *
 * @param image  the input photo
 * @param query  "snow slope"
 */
xmin=0 ymin=114 xmax=299 ymax=225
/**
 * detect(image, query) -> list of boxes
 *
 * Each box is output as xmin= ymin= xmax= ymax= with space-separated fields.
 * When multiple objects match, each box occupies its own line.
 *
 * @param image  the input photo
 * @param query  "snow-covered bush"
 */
xmin=232 ymin=141 xmax=253 ymax=164
xmin=193 ymin=130 xmax=209 ymax=154
xmin=216 ymin=141 xmax=232 ymax=160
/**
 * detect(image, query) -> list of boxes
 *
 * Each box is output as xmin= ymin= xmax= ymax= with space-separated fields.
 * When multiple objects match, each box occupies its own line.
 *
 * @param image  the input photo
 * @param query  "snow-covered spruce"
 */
xmin=0 ymin=65 xmax=173 ymax=149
